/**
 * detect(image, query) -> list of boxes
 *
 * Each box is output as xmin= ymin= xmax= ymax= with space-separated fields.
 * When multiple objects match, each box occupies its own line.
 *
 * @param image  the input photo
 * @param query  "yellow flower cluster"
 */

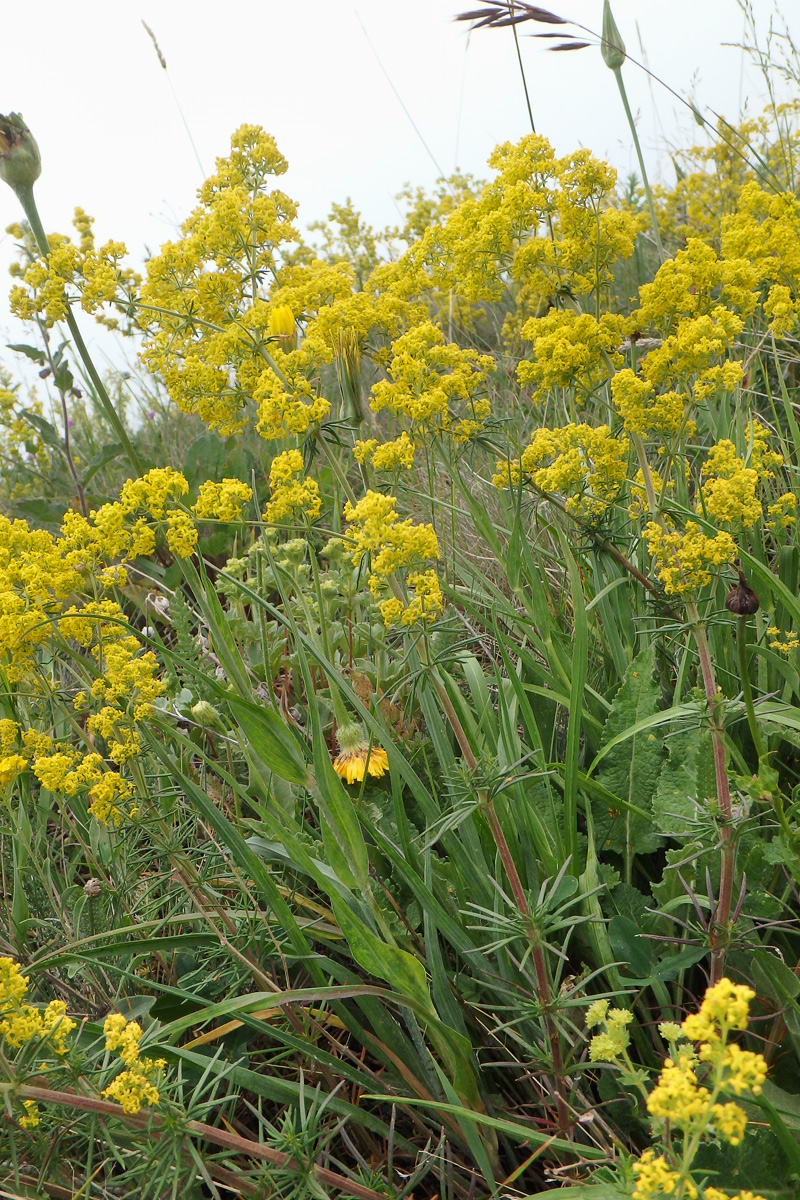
xmin=645 ymin=520 xmax=736 ymax=595
xmin=0 ymin=958 xmax=76 ymax=1055
xmin=630 ymin=239 xmax=757 ymax=400
xmin=264 ymin=448 xmax=321 ymax=524
xmin=632 ymin=1150 xmax=687 ymax=1200
xmin=630 ymin=980 xmax=768 ymax=1200
xmin=380 ymin=569 xmax=444 ymax=627
xmin=0 ymin=958 xmax=171 ymax=1128
xmin=370 ymin=320 xmax=494 ymax=442
xmin=8 ymin=208 xmax=139 ymax=329
xmin=700 ymin=441 xmax=762 ymax=528
xmin=611 ymin=369 xmax=690 ymax=440
xmin=192 ymin=478 xmax=253 ymax=522
xmin=517 ymin=310 xmax=624 ymax=396
xmin=255 ymin=344 xmax=331 ymax=440
xmin=354 ymin=431 xmax=415 ymax=471
xmin=0 ymin=699 xmax=140 ymax=825
xmin=120 ymin=467 xmax=189 ymax=518
xmin=102 ymin=1013 xmax=165 ymax=1114
xmin=343 ymin=491 xmax=440 ymax=624
xmin=586 ymin=1000 xmax=634 ymax=1062
xmin=140 ymin=126 xmax=299 ymax=435
xmin=407 ymin=135 xmax=640 ymax=309
xmin=721 ymin=181 xmax=800 ymax=336
xmin=767 ymin=625 xmax=800 ymax=655
xmin=495 ymin=423 xmax=628 ymax=522
xmin=60 ymin=468 xmax=203 ymax=565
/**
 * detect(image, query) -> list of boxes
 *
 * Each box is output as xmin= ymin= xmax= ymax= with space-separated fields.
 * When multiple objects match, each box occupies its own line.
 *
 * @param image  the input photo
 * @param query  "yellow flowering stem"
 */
xmin=8 ymin=1083 xmax=388 ymax=1200
xmin=736 ymin=614 xmax=766 ymax=762
xmin=13 ymin=184 xmax=143 ymax=475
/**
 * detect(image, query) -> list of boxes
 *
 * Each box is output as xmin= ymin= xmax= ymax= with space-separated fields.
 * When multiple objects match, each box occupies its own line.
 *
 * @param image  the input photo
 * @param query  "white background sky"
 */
xmin=0 ymin=0 xmax=791 ymax=361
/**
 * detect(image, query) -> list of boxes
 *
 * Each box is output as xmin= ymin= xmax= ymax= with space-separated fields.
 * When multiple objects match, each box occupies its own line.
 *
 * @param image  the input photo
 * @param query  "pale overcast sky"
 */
xmin=0 ymin=0 xmax=789 ymax=353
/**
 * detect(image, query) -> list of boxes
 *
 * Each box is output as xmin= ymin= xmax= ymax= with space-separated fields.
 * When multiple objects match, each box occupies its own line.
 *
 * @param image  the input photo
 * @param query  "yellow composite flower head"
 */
xmin=332 ymin=722 xmax=389 ymax=785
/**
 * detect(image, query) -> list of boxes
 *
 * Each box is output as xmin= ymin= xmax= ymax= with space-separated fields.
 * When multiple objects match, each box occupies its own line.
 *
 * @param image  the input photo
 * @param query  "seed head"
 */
xmin=725 ymin=570 xmax=760 ymax=616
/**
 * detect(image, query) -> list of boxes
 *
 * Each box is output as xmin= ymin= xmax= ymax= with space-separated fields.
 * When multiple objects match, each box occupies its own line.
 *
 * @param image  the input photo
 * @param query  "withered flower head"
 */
xmin=0 ymin=113 xmax=41 ymax=195
xmin=725 ymin=569 xmax=760 ymax=616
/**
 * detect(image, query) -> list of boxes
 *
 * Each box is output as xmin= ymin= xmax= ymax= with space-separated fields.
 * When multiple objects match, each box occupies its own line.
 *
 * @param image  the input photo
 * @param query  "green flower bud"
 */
xmin=0 ymin=113 xmax=41 ymax=195
xmin=601 ymin=1 xmax=626 ymax=71
xmin=191 ymin=700 xmax=226 ymax=733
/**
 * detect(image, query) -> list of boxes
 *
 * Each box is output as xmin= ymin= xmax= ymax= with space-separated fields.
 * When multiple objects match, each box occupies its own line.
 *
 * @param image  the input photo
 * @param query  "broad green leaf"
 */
xmin=227 ymin=693 xmax=311 ymax=788
xmin=331 ymin=893 xmax=434 ymax=1018
xmin=598 ymin=644 xmax=662 ymax=876
xmin=652 ymin=726 xmax=703 ymax=835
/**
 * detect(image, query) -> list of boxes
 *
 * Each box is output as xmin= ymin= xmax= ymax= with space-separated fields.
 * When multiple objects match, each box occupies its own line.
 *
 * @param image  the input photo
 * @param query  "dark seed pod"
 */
xmin=725 ymin=570 xmax=760 ymax=616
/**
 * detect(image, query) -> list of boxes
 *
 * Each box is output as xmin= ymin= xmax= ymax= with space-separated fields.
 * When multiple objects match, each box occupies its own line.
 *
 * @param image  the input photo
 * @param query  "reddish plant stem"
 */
xmin=691 ymin=617 xmax=736 ymax=984
xmin=431 ymin=673 xmax=570 ymax=1134
xmin=12 ymin=1083 xmax=387 ymax=1200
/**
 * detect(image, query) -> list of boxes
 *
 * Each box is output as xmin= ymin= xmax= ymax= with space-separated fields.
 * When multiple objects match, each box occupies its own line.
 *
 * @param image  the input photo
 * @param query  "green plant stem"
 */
xmin=509 ymin=7 xmax=536 ymax=133
xmin=736 ymin=614 xmax=766 ymax=760
xmin=14 ymin=185 xmax=144 ymax=476
xmin=612 ymin=67 xmax=665 ymax=263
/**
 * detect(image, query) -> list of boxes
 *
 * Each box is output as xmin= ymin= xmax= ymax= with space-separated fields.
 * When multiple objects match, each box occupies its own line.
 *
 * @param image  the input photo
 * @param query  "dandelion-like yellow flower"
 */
xmin=268 ymin=304 xmax=296 ymax=340
xmin=332 ymin=722 xmax=389 ymax=784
